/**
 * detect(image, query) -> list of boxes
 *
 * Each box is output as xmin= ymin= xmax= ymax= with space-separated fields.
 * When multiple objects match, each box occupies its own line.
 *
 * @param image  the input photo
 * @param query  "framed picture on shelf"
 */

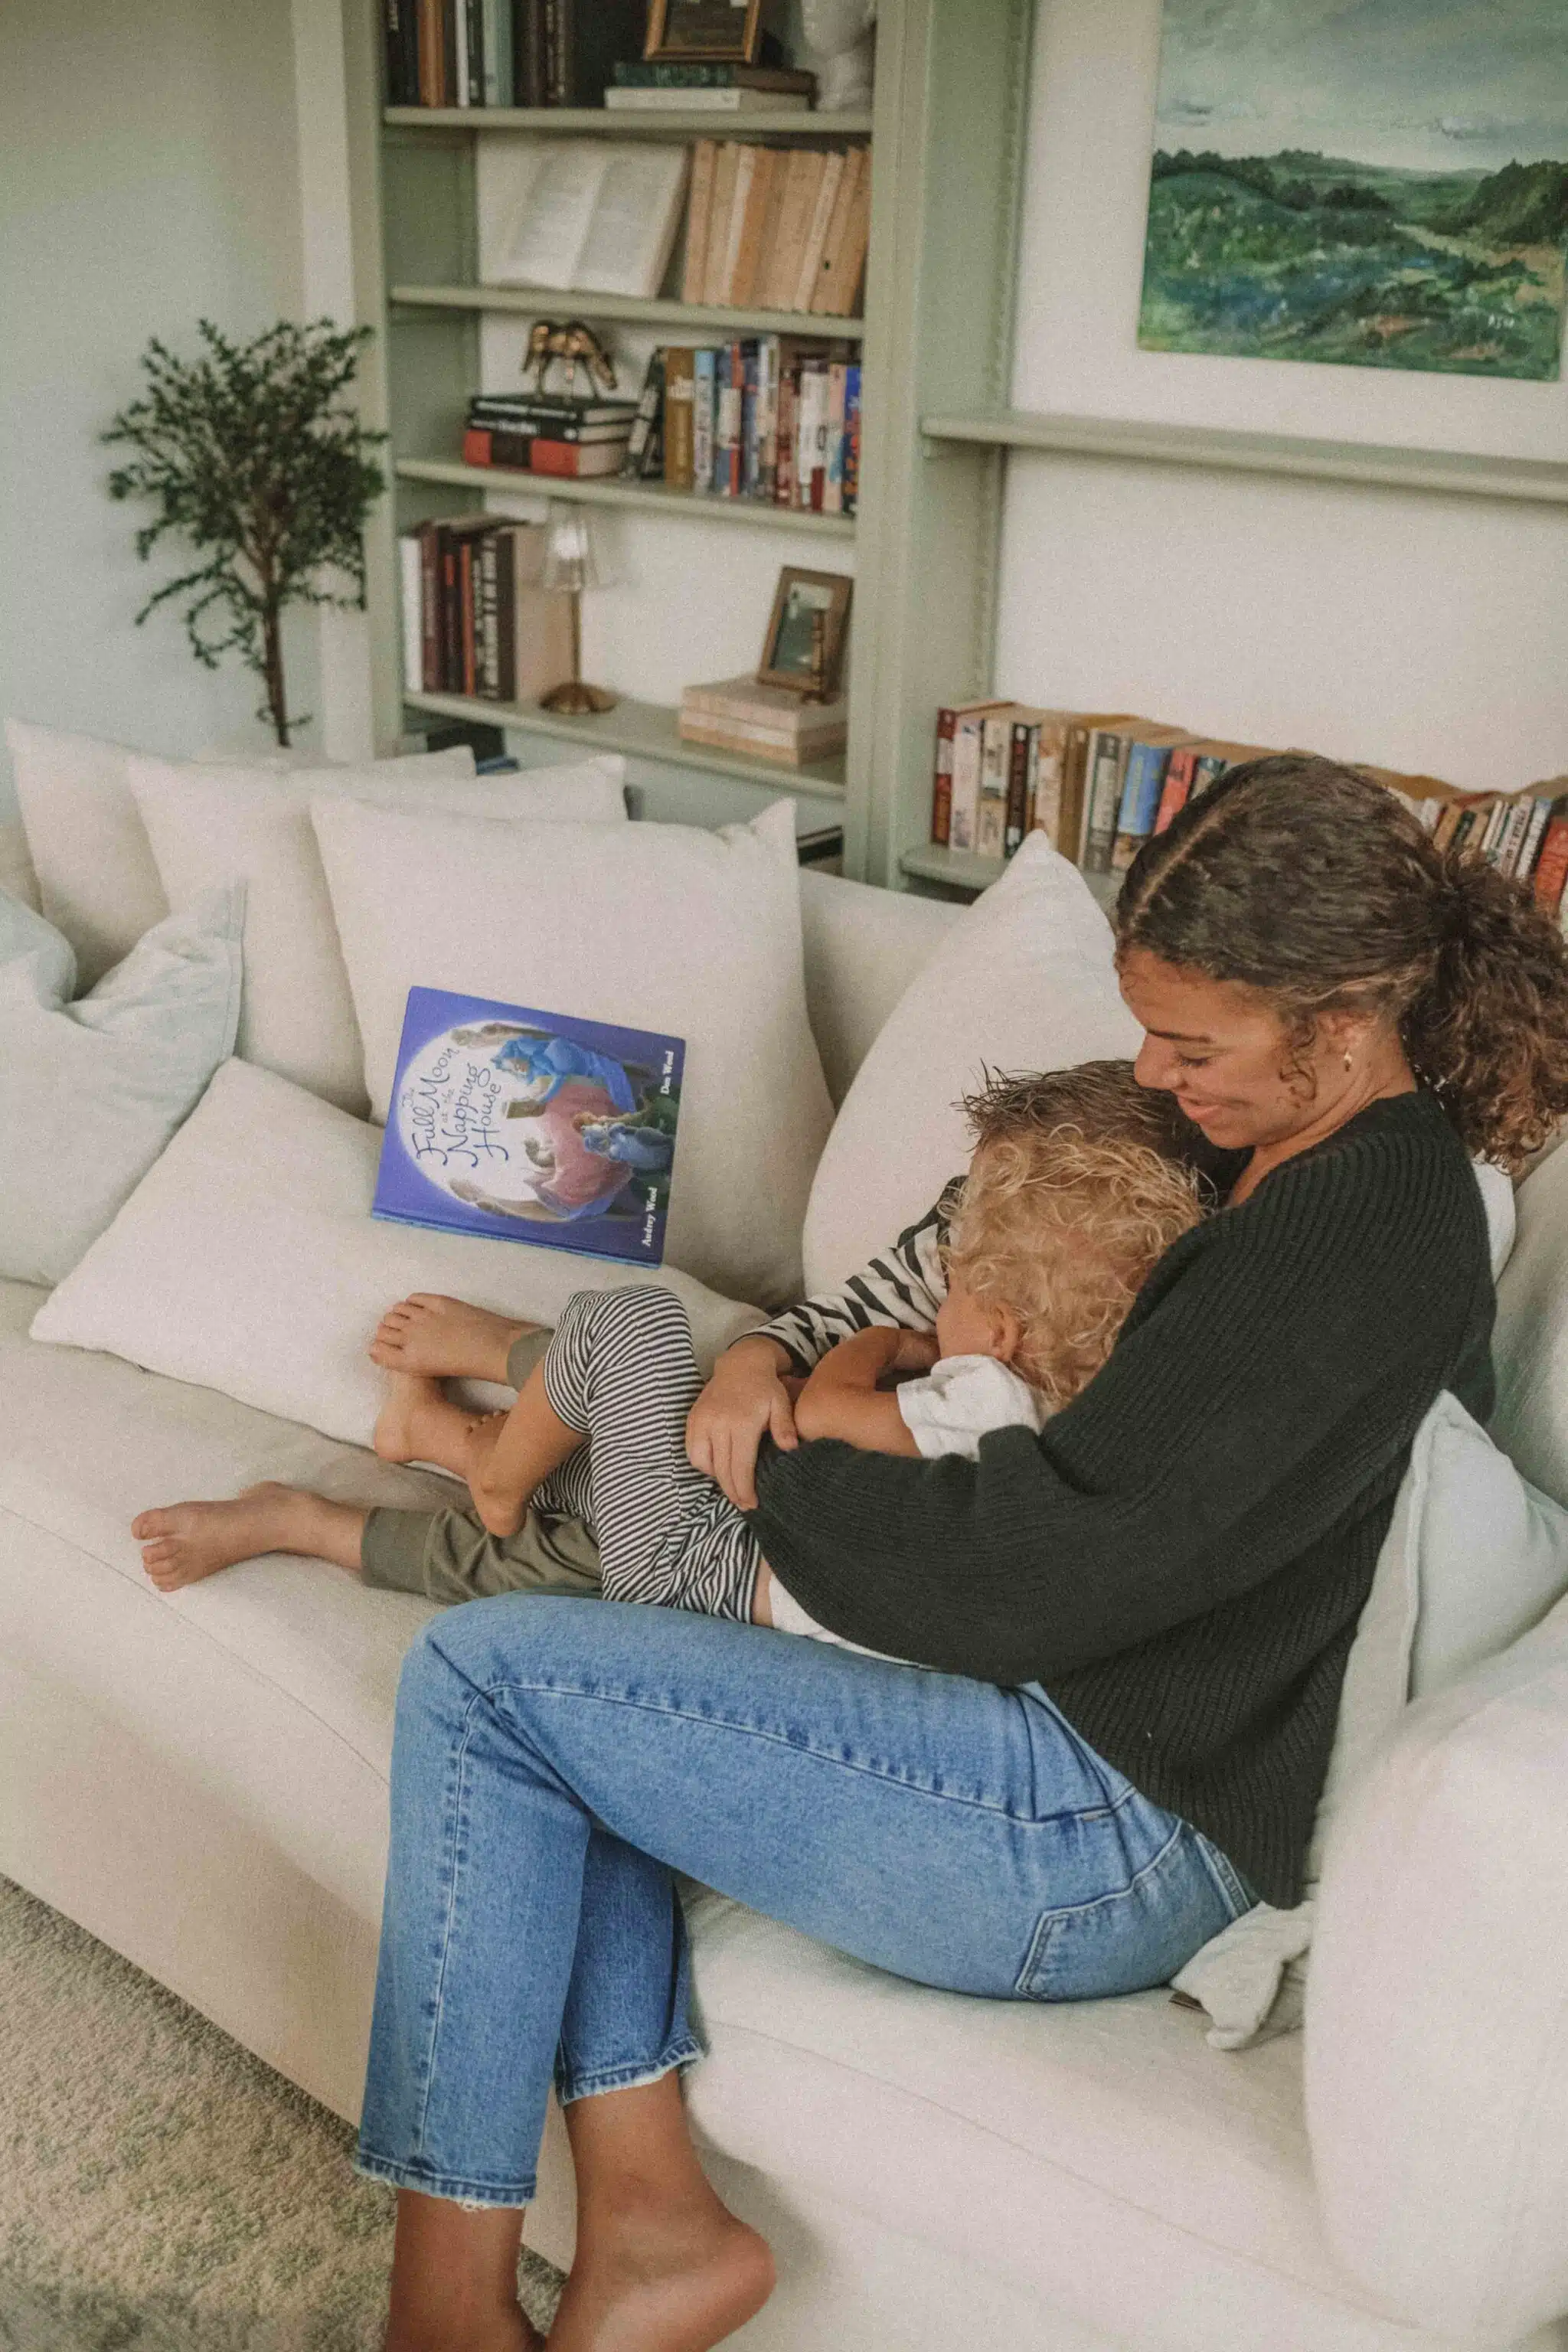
xmin=644 ymin=0 xmax=763 ymax=63
xmin=757 ymin=567 xmax=852 ymax=696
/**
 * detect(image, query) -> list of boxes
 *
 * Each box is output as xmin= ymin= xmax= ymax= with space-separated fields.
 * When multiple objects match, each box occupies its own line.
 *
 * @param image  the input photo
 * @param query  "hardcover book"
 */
xmin=374 ymin=988 xmax=684 ymax=1267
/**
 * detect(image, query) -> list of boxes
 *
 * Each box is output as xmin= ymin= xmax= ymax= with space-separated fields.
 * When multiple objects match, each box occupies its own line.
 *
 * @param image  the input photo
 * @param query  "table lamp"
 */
xmin=538 ymin=503 xmax=616 ymax=715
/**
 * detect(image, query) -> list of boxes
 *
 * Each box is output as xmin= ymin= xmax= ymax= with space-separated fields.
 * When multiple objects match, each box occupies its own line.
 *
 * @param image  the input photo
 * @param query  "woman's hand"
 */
xmin=687 ymin=1335 xmax=798 ymax=1511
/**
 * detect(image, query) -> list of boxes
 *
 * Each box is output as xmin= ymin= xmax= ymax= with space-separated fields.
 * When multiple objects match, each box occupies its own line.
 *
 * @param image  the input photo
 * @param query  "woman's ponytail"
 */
xmin=1403 ymin=846 xmax=1568 ymax=1169
xmin=1118 ymin=754 xmax=1568 ymax=1173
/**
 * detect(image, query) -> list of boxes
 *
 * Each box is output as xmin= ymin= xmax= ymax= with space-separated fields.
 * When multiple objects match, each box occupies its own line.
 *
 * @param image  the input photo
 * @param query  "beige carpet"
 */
xmin=0 ymin=1875 xmax=564 ymax=2350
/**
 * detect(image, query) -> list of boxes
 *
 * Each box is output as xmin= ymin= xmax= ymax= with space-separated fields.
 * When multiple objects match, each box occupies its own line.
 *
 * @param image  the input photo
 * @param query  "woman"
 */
xmin=358 ymin=757 xmax=1568 ymax=2352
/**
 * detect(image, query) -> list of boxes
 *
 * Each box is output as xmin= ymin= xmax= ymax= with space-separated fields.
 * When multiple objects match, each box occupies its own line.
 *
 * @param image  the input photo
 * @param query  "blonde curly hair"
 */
xmin=946 ymin=1064 xmax=1204 ymax=1411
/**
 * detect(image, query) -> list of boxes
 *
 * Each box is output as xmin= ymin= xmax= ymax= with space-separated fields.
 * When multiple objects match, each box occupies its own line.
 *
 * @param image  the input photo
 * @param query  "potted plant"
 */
xmin=105 ymin=318 xmax=386 ymax=749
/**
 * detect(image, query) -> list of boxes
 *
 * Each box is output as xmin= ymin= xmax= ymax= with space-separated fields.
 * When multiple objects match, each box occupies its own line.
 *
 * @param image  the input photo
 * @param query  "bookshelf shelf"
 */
xmin=403 ymin=687 xmax=849 ymax=797
xmin=395 ymin=457 xmax=855 ymax=535
xmin=391 ymin=282 xmax=867 ymax=341
xmin=385 ymin=106 xmax=874 ymax=138
xmin=920 ymin=410 xmax=1568 ymax=508
xmin=899 ymin=844 xmax=1119 ymax=910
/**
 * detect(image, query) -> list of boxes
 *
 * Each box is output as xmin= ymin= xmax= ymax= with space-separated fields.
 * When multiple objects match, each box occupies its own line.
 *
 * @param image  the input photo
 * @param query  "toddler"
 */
xmin=132 ymin=1064 xmax=1204 ymax=1623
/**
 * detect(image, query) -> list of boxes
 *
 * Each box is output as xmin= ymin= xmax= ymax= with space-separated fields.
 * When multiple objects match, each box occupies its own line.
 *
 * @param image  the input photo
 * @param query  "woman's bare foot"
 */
xmin=547 ymin=2196 xmax=774 ymax=2352
xmin=132 ymin=1485 xmax=366 ymax=1592
xmin=371 ymin=1294 xmax=537 ymax=1384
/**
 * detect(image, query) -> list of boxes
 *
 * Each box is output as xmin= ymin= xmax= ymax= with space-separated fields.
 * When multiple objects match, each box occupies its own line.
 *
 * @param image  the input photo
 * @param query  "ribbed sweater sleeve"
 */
xmin=749 ymin=1095 xmax=1492 ymax=1690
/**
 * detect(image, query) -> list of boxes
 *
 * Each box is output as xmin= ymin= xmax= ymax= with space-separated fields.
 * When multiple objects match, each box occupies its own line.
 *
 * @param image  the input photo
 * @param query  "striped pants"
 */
xmin=532 ymin=1286 xmax=763 ymax=1624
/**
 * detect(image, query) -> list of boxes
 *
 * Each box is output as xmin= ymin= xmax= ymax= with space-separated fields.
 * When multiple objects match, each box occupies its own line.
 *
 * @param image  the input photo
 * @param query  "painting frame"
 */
xmin=756 ymin=567 xmax=853 ymax=697
xmin=643 ymin=0 xmax=764 ymax=65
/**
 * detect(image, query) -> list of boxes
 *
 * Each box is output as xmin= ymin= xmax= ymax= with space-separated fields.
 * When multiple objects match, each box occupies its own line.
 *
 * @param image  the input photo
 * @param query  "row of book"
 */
xmin=680 ymin=142 xmax=869 ymax=317
xmin=383 ymin=0 xmax=642 ymax=109
xmin=631 ymin=341 xmax=861 ymax=511
xmin=931 ymin=701 xmax=1568 ymax=919
xmin=398 ymin=515 xmax=569 ymax=703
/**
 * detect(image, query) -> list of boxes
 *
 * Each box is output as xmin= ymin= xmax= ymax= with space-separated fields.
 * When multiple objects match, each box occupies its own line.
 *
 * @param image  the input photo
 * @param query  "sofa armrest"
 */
xmin=1305 ymin=1593 xmax=1568 ymax=2343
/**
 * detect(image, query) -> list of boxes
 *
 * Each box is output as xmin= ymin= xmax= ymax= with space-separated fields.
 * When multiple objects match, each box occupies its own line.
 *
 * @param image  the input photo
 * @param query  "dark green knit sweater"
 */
xmin=750 ymin=1090 xmax=1494 ymax=1906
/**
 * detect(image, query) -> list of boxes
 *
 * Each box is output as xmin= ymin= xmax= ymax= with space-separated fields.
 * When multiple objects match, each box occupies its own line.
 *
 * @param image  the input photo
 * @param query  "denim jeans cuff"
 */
xmin=351 ymin=2150 xmax=535 ymax=2209
xmin=554 ymin=2033 xmax=706 ymax=2109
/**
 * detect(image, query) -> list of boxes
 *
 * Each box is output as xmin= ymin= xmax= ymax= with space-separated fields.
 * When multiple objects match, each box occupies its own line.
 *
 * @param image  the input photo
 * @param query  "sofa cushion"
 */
xmin=5 ymin=720 xmax=475 ymax=990
xmin=126 ymin=750 xmax=626 ymax=1116
xmin=1307 ymin=1590 xmax=1568 ymax=2345
xmin=0 ymin=885 xmax=242 ymax=1286
xmin=312 ymin=794 xmax=831 ymax=1308
xmin=31 ymin=1059 xmax=760 ymax=1451
xmin=1494 ymin=1131 xmax=1568 ymax=1508
xmin=802 ymin=837 xmax=1140 ymax=1291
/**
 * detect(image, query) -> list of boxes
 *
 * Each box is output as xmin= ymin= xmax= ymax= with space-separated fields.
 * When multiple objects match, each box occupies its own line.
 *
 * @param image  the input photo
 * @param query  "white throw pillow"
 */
xmin=1492 ymin=1132 xmax=1568 ymax=1508
xmin=126 ymin=750 xmax=627 ymax=1116
xmin=0 ymin=883 xmax=242 ymax=1285
xmin=31 ymin=1059 xmax=760 ymax=1450
xmin=802 ymin=836 xmax=1141 ymax=1291
xmin=312 ymin=795 xmax=831 ymax=1308
xmin=5 ymin=717 xmax=480 ymax=989
xmin=1174 ymin=1387 xmax=1568 ymax=2050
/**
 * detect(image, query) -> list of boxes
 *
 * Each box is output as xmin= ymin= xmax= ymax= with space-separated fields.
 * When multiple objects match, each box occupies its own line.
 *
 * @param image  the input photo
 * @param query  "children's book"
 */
xmin=373 ymin=988 xmax=684 ymax=1267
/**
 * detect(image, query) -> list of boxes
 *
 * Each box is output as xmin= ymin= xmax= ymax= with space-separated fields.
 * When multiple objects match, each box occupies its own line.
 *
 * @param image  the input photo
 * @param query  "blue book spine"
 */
xmin=843 ymin=364 xmax=861 ymax=514
xmin=1116 ymin=741 xmax=1170 ymax=839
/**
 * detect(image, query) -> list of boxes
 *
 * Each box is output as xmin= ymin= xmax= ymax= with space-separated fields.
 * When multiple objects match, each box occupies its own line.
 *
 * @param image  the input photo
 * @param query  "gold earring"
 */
xmin=1344 ymin=1049 xmax=1353 ymax=1073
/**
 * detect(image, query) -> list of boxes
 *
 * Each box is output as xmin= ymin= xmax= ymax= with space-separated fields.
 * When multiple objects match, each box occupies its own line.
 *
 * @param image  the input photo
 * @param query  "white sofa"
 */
xmin=4 ymin=838 xmax=1568 ymax=2352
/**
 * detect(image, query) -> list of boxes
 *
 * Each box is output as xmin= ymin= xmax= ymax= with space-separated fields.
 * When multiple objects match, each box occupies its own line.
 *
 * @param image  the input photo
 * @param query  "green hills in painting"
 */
xmin=1138 ymin=149 xmax=1568 ymax=377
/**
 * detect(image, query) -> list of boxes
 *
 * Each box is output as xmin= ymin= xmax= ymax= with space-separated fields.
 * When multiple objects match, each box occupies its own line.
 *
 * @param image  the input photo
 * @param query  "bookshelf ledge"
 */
xmin=920 ymin=411 xmax=1568 ymax=507
xmin=404 ymin=688 xmax=848 ymax=798
xmin=384 ymin=106 xmax=874 ymax=139
xmin=395 ymin=458 xmax=855 ymax=536
xmin=899 ymin=844 xmax=1120 ymax=910
xmin=391 ymin=283 xmax=867 ymax=342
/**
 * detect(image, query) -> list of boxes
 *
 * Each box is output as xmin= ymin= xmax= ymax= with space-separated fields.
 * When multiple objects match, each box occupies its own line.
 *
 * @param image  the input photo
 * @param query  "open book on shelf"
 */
xmin=485 ymin=139 xmax=690 ymax=301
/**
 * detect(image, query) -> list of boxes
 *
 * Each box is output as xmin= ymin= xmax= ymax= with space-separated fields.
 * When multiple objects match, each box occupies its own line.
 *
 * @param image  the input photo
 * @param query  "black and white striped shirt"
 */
xmin=752 ymin=1179 xmax=964 ymax=1374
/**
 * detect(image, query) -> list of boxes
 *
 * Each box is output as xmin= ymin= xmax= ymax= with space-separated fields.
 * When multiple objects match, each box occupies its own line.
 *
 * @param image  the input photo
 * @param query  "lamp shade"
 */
xmin=541 ymin=502 xmax=603 ymax=595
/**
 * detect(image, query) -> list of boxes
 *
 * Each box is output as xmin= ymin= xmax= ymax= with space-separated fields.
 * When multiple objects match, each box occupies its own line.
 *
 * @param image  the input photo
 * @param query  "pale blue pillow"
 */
xmin=0 ymin=882 xmax=243 ymax=1285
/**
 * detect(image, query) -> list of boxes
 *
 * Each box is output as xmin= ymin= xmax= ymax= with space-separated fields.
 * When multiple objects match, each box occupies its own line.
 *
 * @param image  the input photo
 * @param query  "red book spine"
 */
xmin=1533 ymin=812 xmax=1568 ymax=916
xmin=459 ymin=539 xmax=477 ymax=697
xmin=462 ymin=425 xmax=494 ymax=466
xmin=1155 ymin=746 xmax=1197 ymax=835
xmin=439 ymin=530 xmax=460 ymax=692
xmin=528 ymin=439 xmax=583 ymax=476
xmin=931 ymin=707 xmax=956 ymax=845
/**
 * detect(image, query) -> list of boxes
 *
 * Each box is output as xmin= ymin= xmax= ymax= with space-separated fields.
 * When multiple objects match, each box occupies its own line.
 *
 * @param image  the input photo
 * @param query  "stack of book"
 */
xmin=384 ymin=0 xmax=642 ymax=107
xmin=680 ymin=675 xmax=848 ymax=769
xmin=606 ymin=62 xmax=818 ymax=115
xmin=929 ymin=702 xmax=1568 ymax=921
xmin=616 ymin=339 xmax=860 ymax=511
xmin=462 ymin=390 xmax=639 ymax=479
xmin=680 ymin=141 xmax=870 ymax=316
xmin=398 ymin=515 xmax=570 ymax=701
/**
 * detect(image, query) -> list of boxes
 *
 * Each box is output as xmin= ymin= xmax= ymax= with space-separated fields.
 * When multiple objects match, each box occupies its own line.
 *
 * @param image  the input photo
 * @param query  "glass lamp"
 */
xmin=538 ymin=502 xmax=616 ymax=716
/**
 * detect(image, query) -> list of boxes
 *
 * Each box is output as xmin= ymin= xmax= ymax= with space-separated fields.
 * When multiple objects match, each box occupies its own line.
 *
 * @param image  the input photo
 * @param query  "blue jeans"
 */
xmin=356 ymin=1596 xmax=1252 ymax=2207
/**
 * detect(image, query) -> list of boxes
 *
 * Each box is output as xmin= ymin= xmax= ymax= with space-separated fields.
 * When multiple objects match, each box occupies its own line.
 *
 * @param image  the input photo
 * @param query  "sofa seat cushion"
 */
xmin=0 ymin=1281 xmax=1499 ymax=2352
xmin=680 ymin=1887 xmax=1449 ymax=2352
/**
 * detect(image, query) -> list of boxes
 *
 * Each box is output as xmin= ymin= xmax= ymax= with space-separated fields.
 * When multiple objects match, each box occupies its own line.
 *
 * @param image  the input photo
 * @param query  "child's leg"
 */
xmin=533 ymin=1286 xmax=763 ymax=1621
xmin=133 ymin=1486 xmax=367 ymax=1592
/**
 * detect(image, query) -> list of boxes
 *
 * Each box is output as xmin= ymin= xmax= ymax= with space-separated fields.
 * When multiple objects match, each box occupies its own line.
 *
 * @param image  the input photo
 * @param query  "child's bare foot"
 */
xmin=547 ymin=2198 xmax=774 ymax=2352
xmin=370 ymin=1294 xmax=537 ymax=1384
xmin=374 ymin=1369 xmax=492 ymax=1478
xmin=132 ymin=1485 xmax=365 ymax=1591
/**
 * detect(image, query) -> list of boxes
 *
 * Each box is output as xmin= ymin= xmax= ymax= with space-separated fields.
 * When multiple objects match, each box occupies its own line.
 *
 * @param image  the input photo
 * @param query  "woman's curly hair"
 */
xmin=1115 ymin=755 xmax=1568 ymax=1172
xmin=947 ymin=1063 xmax=1204 ymax=1410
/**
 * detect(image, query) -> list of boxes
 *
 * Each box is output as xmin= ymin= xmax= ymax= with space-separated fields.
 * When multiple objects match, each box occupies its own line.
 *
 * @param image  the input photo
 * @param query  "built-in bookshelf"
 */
xmin=341 ymin=0 xmax=1034 ymax=857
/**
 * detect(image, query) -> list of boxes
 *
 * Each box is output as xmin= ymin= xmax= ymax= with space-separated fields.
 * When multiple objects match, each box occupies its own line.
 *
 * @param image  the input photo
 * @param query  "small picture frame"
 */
xmin=644 ymin=0 xmax=763 ymax=64
xmin=757 ymin=567 xmax=852 ymax=697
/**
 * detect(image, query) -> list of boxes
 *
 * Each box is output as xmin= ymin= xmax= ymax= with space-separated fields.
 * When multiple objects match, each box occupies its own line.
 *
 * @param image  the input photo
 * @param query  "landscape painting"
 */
xmin=1138 ymin=0 xmax=1568 ymax=378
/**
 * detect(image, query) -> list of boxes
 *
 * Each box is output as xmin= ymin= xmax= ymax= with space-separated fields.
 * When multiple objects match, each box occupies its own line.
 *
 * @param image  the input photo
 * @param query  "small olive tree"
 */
xmin=104 ymin=318 xmax=386 ymax=747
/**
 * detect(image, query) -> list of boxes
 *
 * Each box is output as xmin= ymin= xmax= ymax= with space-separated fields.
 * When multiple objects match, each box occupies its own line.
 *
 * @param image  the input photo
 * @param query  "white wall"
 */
xmin=994 ymin=0 xmax=1568 ymax=792
xmin=0 ymin=0 xmax=315 ymax=825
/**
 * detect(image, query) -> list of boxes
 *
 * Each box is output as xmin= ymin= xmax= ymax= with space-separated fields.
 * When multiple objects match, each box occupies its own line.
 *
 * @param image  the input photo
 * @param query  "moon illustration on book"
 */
xmin=395 ymin=1021 xmax=676 ymax=1227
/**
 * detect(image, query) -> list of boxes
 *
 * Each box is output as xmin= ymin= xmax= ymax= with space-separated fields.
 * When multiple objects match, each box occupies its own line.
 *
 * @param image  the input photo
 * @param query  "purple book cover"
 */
xmin=373 ymin=987 xmax=684 ymax=1266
